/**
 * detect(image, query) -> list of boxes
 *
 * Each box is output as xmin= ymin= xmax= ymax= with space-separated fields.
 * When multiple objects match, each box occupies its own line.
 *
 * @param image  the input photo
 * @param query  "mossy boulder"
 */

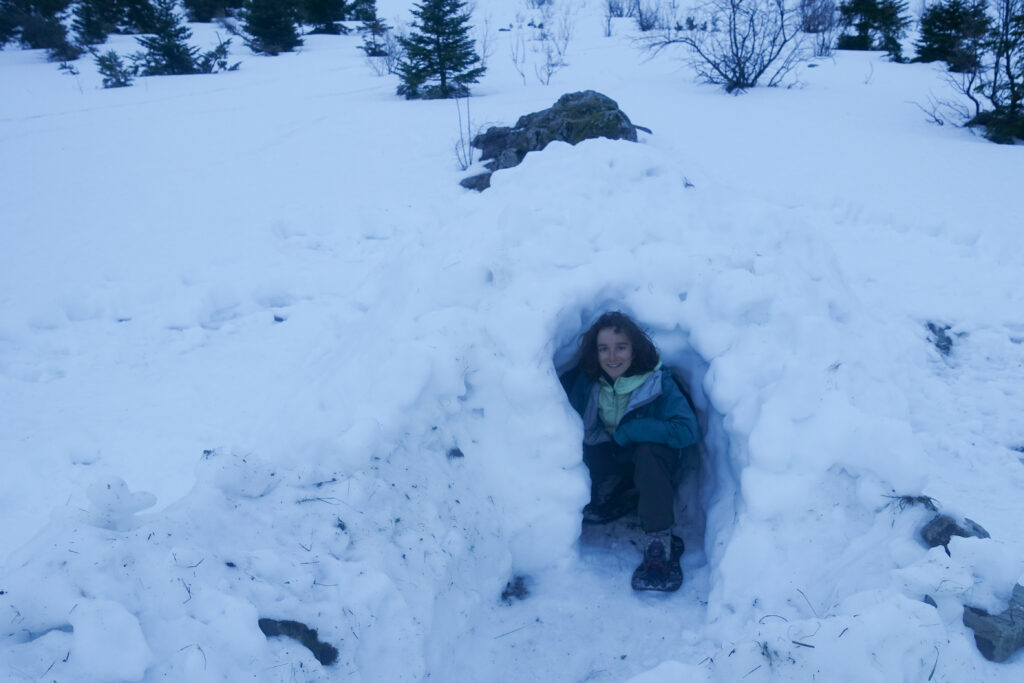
xmin=461 ymin=90 xmax=639 ymax=191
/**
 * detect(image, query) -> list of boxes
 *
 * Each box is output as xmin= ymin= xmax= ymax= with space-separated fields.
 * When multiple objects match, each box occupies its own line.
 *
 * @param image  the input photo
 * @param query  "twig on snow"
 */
xmin=796 ymin=588 xmax=818 ymax=617
xmin=758 ymin=614 xmax=789 ymax=624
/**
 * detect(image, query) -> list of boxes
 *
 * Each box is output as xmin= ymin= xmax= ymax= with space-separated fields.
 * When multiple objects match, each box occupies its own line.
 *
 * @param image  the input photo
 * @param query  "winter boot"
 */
xmin=631 ymin=530 xmax=684 ymax=592
xmin=583 ymin=475 xmax=638 ymax=525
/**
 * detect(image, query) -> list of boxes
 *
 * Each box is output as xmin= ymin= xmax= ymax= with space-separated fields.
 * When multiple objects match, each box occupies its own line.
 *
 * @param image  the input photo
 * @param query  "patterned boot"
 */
xmin=631 ymin=530 xmax=684 ymax=592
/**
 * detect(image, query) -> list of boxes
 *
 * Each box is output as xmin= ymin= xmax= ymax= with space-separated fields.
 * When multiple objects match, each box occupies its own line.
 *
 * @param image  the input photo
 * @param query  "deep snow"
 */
xmin=2 ymin=2 xmax=1024 ymax=681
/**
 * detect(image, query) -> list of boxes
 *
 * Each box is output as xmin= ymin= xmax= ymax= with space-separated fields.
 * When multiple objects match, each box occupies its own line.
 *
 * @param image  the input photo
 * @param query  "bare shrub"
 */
xmin=454 ymin=97 xmax=476 ymax=170
xmin=608 ymin=0 xmax=629 ymax=14
xmin=476 ymin=13 xmax=495 ymax=70
xmin=508 ymin=2 xmax=577 ymax=86
xmin=382 ymin=26 xmax=405 ymax=75
xmin=605 ymin=0 xmax=628 ymax=35
xmin=536 ymin=1 xmax=576 ymax=63
xmin=510 ymin=27 xmax=528 ymax=84
xmin=799 ymin=0 xmax=841 ymax=56
xmin=535 ymin=39 xmax=562 ymax=83
xmin=646 ymin=0 xmax=807 ymax=92
xmin=634 ymin=1 xmax=667 ymax=31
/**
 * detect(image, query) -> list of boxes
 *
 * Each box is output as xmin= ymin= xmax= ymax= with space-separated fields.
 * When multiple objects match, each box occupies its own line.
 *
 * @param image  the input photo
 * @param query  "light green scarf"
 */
xmin=597 ymin=367 xmax=656 ymax=433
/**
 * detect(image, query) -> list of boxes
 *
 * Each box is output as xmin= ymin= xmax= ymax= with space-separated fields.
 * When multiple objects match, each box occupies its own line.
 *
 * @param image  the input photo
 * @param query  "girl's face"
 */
xmin=596 ymin=327 xmax=633 ymax=381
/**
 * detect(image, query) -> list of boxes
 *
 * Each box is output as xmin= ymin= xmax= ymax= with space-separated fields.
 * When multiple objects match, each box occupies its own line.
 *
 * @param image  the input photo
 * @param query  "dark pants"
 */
xmin=583 ymin=441 xmax=679 ymax=533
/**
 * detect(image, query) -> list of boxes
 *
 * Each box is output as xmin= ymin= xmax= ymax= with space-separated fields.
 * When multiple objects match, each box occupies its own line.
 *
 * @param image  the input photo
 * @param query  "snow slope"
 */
xmin=2 ymin=2 xmax=1023 ymax=681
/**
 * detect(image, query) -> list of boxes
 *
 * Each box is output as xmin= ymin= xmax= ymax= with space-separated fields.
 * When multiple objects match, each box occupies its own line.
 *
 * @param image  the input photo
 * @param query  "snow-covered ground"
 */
xmin=2 ymin=2 xmax=1023 ymax=681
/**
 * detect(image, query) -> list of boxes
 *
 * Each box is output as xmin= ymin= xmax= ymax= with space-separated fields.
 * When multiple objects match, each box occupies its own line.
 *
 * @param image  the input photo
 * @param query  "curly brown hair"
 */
xmin=579 ymin=312 xmax=659 ymax=380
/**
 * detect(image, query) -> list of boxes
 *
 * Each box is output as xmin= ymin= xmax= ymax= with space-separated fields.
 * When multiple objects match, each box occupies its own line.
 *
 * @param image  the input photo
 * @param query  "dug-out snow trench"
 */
xmin=551 ymin=305 xmax=742 ymax=591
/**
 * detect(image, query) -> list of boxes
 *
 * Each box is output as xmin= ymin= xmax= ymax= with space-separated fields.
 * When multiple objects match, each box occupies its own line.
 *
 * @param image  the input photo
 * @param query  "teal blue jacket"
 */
xmin=563 ymin=366 xmax=700 ymax=450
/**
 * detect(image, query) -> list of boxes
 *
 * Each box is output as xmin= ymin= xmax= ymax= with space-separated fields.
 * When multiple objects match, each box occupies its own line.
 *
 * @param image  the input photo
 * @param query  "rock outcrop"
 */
xmin=963 ymin=584 xmax=1024 ymax=662
xmin=460 ymin=90 xmax=640 ymax=191
xmin=919 ymin=514 xmax=990 ymax=554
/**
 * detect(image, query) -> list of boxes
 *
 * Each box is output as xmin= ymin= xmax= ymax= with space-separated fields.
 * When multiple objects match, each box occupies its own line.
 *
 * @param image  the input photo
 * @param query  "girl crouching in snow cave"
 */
xmin=563 ymin=312 xmax=700 ymax=592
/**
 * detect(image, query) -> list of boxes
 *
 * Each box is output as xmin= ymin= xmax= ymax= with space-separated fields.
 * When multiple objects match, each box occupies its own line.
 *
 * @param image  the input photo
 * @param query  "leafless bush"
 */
xmin=605 ymin=0 xmax=628 ymax=35
xmin=382 ymin=27 xmax=405 ymax=75
xmin=607 ymin=0 xmax=629 ymax=17
xmin=510 ymin=28 xmax=528 ymax=84
xmin=912 ymin=93 xmax=970 ymax=126
xmin=508 ymin=2 xmax=577 ymax=86
xmin=545 ymin=2 xmax=576 ymax=63
xmin=635 ymin=1 xmax=667 ymax=31
xmin=799 ymin=0 xmax=840 ymax=56
xmin=646 ymin=0 xmax=807 ymax=92
xmin=947 ymin=65 xmax=985 ymax=119
xmin=799 ymin=0 xmax=840 ymax=57
xmin=476 ymin=14 xmax=495 ymax=70
xmin=454 ymin=97 xmax=476 ymax=171
xmin=535 ymin=40 xmax=563 ymax=84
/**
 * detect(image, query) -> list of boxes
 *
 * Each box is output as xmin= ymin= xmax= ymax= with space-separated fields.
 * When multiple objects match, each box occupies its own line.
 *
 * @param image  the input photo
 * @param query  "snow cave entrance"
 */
xmin=552 ymin=305 xmax=740 ymax=577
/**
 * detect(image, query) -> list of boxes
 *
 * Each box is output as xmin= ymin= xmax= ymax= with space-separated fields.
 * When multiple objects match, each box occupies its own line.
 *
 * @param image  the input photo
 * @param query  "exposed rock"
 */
xmin=461 ymin=90 xmax=639 ymax=191
xmin=501 ymin=575 xmax=529 ymax=603
xmin=459 ymin=173 xmax=491 ymax=191
xmin=963 ymin=584 xmax=1024 ymax=662
xmin=258 ymin=617 xmax=338 ymax=666
xmin=926 ymin=321 xmax=953 ymax=355
xmin=920 ymin=514 xmax=990 ymax=554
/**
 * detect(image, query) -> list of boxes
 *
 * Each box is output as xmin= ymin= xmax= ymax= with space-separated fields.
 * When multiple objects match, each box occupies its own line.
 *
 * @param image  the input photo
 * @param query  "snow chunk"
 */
xmin=68 ymin=599 xmax=152 ymax=682
xmin=86 ymin=477 xmax=156 ymax=531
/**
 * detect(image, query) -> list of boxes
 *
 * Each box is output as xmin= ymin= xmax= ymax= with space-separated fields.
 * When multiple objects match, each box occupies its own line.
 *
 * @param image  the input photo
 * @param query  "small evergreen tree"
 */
xmin=118 ymin=0 xmax=159 ymax=33
xmin=95 ymin=48 xmax=134 ymax=86
xmin=838 ymin=0 xmax=911 ymax=60
xmin=397 ymin=0 xmax=484 ymax=99
xmin=1 ymin=4 xmax=16 ymax=45
xmin=914 ymin=0 xmax=990 ymax=71
xmin=348 ymin=0 xmax=375 ymax=21
xmin=183 ymin=0 xmax=238 ymax=22
xmin=359 ymin=1 xmax=389 ymax=56
xmin=304 ymin=0 xmax=347 ymax=34
xmin=1 ymin=0 xmax=82 ymax=59
xmin=133 ymin=0 xmax=199 ymax=74
xmin=970 ymin=0 xmax=1024 ymax=141
xmin=73 ymin=0 xmax=122 ymax=45
xmin=195 ymin=33 xmax=239 ymax=72
xmin=242 ymin=0 xmax=301 ymax=54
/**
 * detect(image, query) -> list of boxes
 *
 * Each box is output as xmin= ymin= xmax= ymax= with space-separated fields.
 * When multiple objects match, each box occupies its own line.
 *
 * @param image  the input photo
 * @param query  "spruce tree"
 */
xmin=73 ymin=0 xmax=122 ymax=45
xmin=118 ymin=0 xmax=159 ymax=33
xmin=359 ymin=1 xmax=389 ymax=57
xmin=397 ymin=0 xmax=484 ymax=99
xmin=1 ymin=4 xmax=16 ymax=45
xmin=95 ymin=49 xmax=135 ymax=87
xmin=914 ymin=0 xmax=990 ymax=72
xmin=348 ymin=0 xmax=375 ymax=21
xmin=304 ymin=0 xmax=347 ymax=34
xmin=838 ymin=0 xmax=911 ymax=60
xmin=134 ymin=0 xmax=199 ymax=74
xmin=1 ymin=0 xmax=82 ymax=59
xmin=183 ymin=0 xmax=235 ymax=22
xmin=242 ymin=0 xmax=301 ymax=55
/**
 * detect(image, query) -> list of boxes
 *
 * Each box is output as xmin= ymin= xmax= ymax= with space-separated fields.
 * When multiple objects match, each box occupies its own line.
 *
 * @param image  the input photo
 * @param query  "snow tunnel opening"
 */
xmin=551 ymin=303 xmax=741 ymax=576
